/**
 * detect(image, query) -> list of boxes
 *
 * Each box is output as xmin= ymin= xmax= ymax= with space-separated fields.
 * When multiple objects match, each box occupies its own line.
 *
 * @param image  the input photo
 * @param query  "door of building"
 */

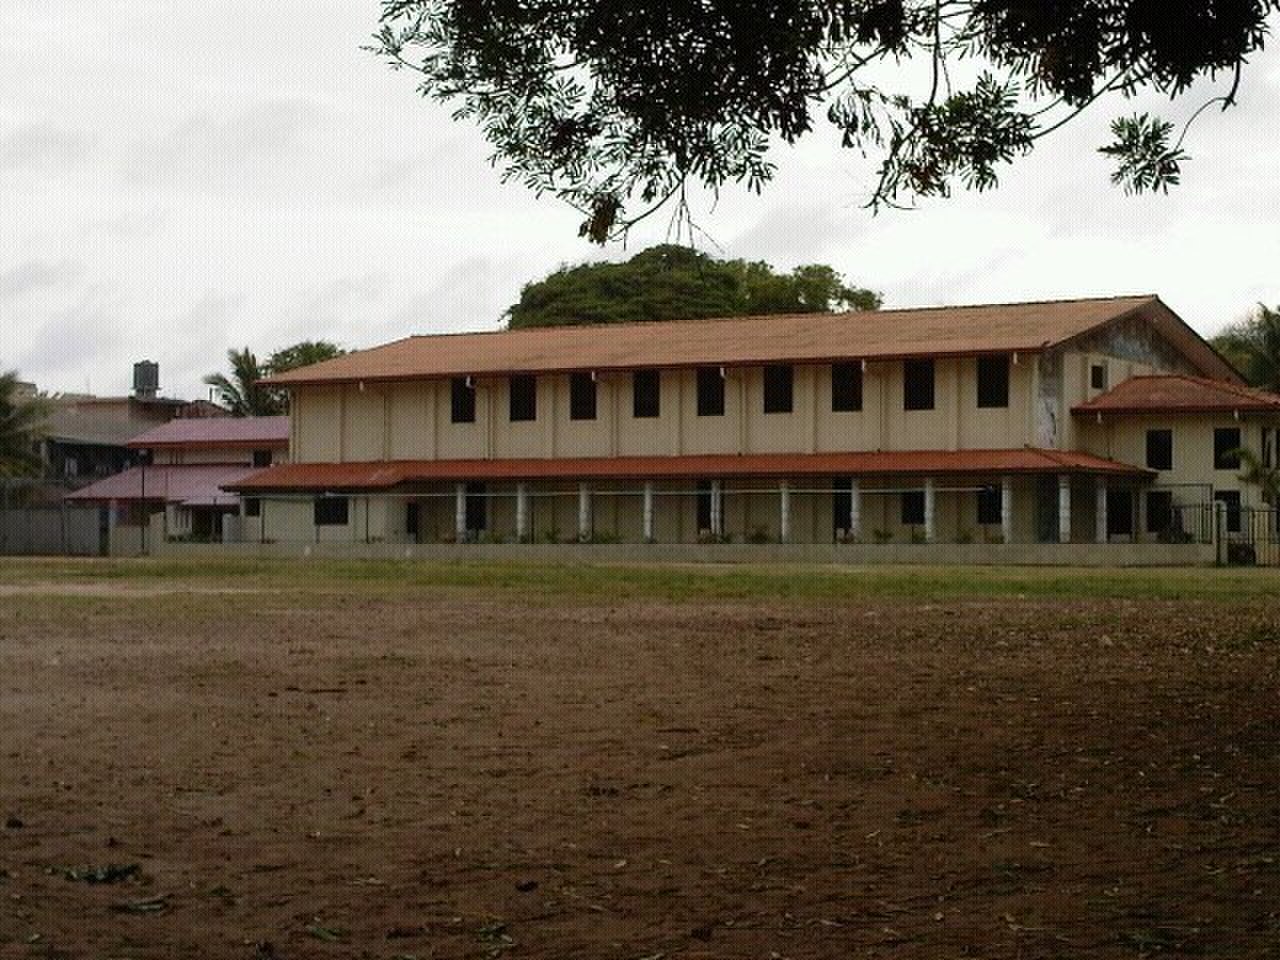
xmin=465 ymin=483 xmax=487 ymax=534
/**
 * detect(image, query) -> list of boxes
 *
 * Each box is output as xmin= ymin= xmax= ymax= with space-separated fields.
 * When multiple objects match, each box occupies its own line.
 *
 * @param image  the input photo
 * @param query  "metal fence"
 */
xmin=0 ymin=502 xmax=104 ymax=556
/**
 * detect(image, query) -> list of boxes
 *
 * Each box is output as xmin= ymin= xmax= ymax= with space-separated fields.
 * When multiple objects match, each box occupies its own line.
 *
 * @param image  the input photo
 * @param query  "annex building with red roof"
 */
xmin=204 ymin=295 xmax=1279 ymax=555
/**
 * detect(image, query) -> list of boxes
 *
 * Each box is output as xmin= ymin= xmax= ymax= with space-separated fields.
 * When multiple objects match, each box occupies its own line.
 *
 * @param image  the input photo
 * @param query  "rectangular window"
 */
xmin=831 ymin=362 xmax=862 ymax=412
xmin=901 ymin=489 xmax=925 ymax=526
xmin=252 ymin=449 xmax=273 ymax=468
xmin=569 ymin=372 xmax=597 ymax=421
xmin=977 ymin=485 xmax=1002 ymax=525
xmin=976 ymin=355 xmax=1010 ymax=408
xmin=314 ymin=497 xmax=349 ymax=526
xmin=633 ymin=369 xmax=661 ymax=418
xmin=1146 ymin=490 xmax=1173 ymax=534
xmin=509 ymin=375 xmax=537 ymax=422
xmin=1215 ymin=490 xmax=1242 ymax=533
xmin=903 ymin=359 xmax=935 ymax=411
xmin=243 ymin=497 xmax=261 ymax=518
xmin=1214 ymin=427 xmax=1242 ymax=470
xmin=1145 ymin=429 xmax=1173 ymax=471
xmin=451 ymin=377 xmax=476 ymax=424
xmin=762 ymin=364 xmax=793 ymax=414
xmin=1091 ymin=363 xmax=1108 ymax=391
xmin=696 ymin=367 xmax=725 ymax=417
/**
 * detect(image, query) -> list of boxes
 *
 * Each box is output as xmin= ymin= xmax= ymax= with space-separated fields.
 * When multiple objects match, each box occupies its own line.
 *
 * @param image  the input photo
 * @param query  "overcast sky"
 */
xmin=3 ymin=3 xmax=1279 ymax=400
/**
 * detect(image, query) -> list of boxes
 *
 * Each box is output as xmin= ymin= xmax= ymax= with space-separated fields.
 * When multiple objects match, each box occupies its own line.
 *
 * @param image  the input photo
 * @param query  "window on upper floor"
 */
xmin=903 ymin=359 xmax=935 ymax=411
xmin=1090 ymin=363 xmax=1108 ymax=391
xmin=977 ymin=485 xmax=1002 ymax=525
xmin=831 ymin=362 xmax=862 ymax=412
xmin=451 ymin=377 xmax=476 ymax=424
xmin=1145 ymin=429 xmax=1173 ymax=471
xmin=696 ymin=366 xmax=725 ymax=417
xmin=762 ymin=364 xmax=793 ymax=414
xmin=314 ymin=496 xmax=349 ymax=526
xmin=633 ymin=369 xmax=660 ymax=418
xmin=1214 ymin=427 xmax=1241 ymax=470
xmin=569 ymin=372 xmax=597 ymax=421
xmin=252 ymin=449 xmax=273 ymax=468
xmin=976 ymin=355 xmax=1009 ymax=408
xmin=509 ymin=374 xmax=537 ymax=422
xmin=901 ymin=489 xmax=925 ymax=526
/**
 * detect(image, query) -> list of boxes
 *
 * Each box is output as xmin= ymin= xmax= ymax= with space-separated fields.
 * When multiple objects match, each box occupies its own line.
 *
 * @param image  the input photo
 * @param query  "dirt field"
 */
xmin=1 ymin=560 xmax=1278 ymax=959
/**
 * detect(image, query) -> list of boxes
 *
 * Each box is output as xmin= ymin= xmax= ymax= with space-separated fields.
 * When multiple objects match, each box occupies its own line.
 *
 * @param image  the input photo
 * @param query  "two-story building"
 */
xmin=226 ymin=295 xmax=1279 ymax=556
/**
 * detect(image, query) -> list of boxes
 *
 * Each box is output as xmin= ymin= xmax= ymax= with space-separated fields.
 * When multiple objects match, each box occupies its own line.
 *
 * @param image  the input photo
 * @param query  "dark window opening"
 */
xmin=903 ymin=359 xmax=935 ymax=411
xmin=831 ymin=362 xmax=862 ymax=412
xmin=1146 ymin=429 xmax=1173 ymax=471
xmin=569 ymin=372 xmax=597 ymax=421
xmin=1146 ymin=490 xmax=1174 ymax=534
xmin=314 ymin=497 xmax=349 ymax=526
xmin=509 ymin=375 xmax=537 ymax=422
xmin=243 ymin=497 xmax=261 ymax=518
xmin=1106 ymin=489 xmax=1133 ymax=537
xmin=696 ymin=367 xmax=725 ymax=417
xmin=465 ymin=482 xmax=487 ymax=532
xmin=977 ymin=485 xmax=1002 ymax=525
xmin=901 ymin=489 xmax=925 ymax=526
xmin=1215 ymin=490 xmax=1242 ymax=533
xmin=1214 ymin=427 xmax=1242 ymax=470
xmin=1090 ymin=363 xmax=1108 ymax=391
xmin=252 ymin=449 xmax=273 ymax=468
xmin=976 ymin=355 xmax=1010 ymax=408
xmin=762 ymin=364 xmax=794 ymax=414
xmin=696 ymin=480 xmax=713 ymax=532
xmin=633 ymin=369 xmax=660 ymax=418
xmin=833 ymin=477 xmax=853 ymax=535
xmin=451 ymin=377 xmax=476 ymax=424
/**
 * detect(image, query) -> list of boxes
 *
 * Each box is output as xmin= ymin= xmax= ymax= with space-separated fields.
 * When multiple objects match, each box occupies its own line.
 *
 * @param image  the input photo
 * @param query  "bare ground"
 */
xmin=1 ymin=571 xmax=1278 ymax=959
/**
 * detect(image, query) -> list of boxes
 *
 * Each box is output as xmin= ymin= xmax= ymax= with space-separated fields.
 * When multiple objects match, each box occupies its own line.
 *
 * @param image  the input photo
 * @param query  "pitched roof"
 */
xmin=264 ymin=295 xmax=1179 ymax=386
xmin=226 ymin=448 xmax=1148 ymax=492
xmin=1073 ymin=375 xmax=1280 ymax=416
xmin=66 ymin=464 xmax=255 ymax=507
xmin=126 ymin=416 xmax=290 ymax=449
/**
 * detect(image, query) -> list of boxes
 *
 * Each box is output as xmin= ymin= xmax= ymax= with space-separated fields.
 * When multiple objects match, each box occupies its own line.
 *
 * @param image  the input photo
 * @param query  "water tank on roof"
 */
xmin=133 ymin=360 xmax=159 ymax=400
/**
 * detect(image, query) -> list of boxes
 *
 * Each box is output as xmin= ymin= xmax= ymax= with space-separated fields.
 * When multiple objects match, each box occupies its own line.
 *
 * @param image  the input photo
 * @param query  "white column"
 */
xmin=779 ymin=481 xmax=792 ymax=543
xmin=578 ymin=482 xmax=591 ymax=541
xmin=1095 ymin=476 xmax=1108 ymax=544
xmin=849 ymin=479 xmax=861 ymax=541
xmin=1000 ymin=476 xmax=1013 ymax=545
xmin=710 ymin=479 xmax=723 ymax=537
xmin=454 ymin=483 xmax=467 ymax=540
xmin=516 ymin=482 xmax=530 ymax=541
xmin=642 ymin=481 xmax=655 ymax=542
xmin=923 ymin=477 xmax=936 ymax=543
xmin=1058 ymin=474 xmax=1072 ymax=544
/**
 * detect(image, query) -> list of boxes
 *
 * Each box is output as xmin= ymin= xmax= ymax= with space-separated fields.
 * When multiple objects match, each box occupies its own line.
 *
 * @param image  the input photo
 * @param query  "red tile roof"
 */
xmin=126 ymin=416 xmax=290 ymax=449
xmin=264 ymin=295 xmax=1222 ymax=386
xmin=226 ymin=448 xmax=1148 ymax=492
xmin=66 ymin=464 xmax=255 ymax=507
xmin=1073 ymin=375 xmax=1280 ymax=416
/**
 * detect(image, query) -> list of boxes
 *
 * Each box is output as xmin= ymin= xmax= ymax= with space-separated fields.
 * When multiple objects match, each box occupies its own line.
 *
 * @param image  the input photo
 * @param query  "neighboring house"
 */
xmin=226 ymin=295 xmax=1279 ymax=552
xmin=67 ymin=416 xmax=290 ymax=549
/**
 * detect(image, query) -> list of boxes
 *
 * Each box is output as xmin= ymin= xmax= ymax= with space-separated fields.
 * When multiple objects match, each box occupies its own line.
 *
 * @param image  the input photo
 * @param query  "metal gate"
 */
xmin=1241 ymin=507 xmax=1280 ymax=567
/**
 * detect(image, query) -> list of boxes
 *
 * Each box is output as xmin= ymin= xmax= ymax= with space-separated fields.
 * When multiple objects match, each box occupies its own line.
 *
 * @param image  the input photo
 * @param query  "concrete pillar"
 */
xmin=1058 ymin=474 xmax=1072 ymax=544
xmin=1095 ymin=476 xmax=1108 ymax=544
xmin=643 ymin=481 xmax=655 ymax=542
xmin=849 ymin=478 xmax=861 ymax=541
xmin=1001 ymin=476 xmax=1013 ymax=545
xmin=779 ymin=481 xmax=792 ymax=543
xmin=454 ymin=483 xmax=467 ymax=541
xmin=515 ymin=482 xmax=530 ymax=542
xmin=710 ymin=479 xmax=723 ymax=537
xmin=923 ymin=477 xmax=936 ymax=543
xmin=578 ymin=482 xmax=591 ymax=541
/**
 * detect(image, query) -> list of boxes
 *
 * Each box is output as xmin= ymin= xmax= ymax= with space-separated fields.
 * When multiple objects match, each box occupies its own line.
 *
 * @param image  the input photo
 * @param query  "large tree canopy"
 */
xmin=506 ymin=244 xmax=880 ymax=328
xmin=1211 ymin=304 xmax=1280 ymax=391
xmin=0 ymin=371 xmax=51 ymax=478
xmin=373 ymin=1 xmax=1275 ymax=241
xmin=203 ymin=341 xmax=345 ymax=416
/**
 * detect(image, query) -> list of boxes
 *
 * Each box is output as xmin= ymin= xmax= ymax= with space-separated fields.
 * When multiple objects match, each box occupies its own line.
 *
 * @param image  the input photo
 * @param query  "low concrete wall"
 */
xmin=0 ymin=504 xmax=102 ymax=556
xmin=154 ymin=539 xmax=1217 ymax=567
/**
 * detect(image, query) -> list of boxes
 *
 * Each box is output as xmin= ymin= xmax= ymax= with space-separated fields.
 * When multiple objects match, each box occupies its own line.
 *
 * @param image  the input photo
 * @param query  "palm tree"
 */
xmin=1237 ymin=448 xmax=1280 ymax=505
xmin=1212 ymin=305 xmax=1280 ymax=391
xmin=0 ymin=371 xmax=51 ymax=477
xmin=203 ymin=348 xmax=282 ymax=417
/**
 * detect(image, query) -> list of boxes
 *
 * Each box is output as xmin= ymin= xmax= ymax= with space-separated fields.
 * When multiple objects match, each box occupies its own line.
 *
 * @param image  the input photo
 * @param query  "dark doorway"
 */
xmin=1106 ymin=488 xmax=1133 ymax=538
xmin=833 ymin=477 xmax=852 ymax=538
xmin=696 ymin=481 xmax=713 ymax=533
xmin=1035 ymin=476 xmax=1058 ymax=543
xmin=465 ymin=483 xmax=487 ymax=534
xmin=406 ymin=501 xmax=420 ymax=542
